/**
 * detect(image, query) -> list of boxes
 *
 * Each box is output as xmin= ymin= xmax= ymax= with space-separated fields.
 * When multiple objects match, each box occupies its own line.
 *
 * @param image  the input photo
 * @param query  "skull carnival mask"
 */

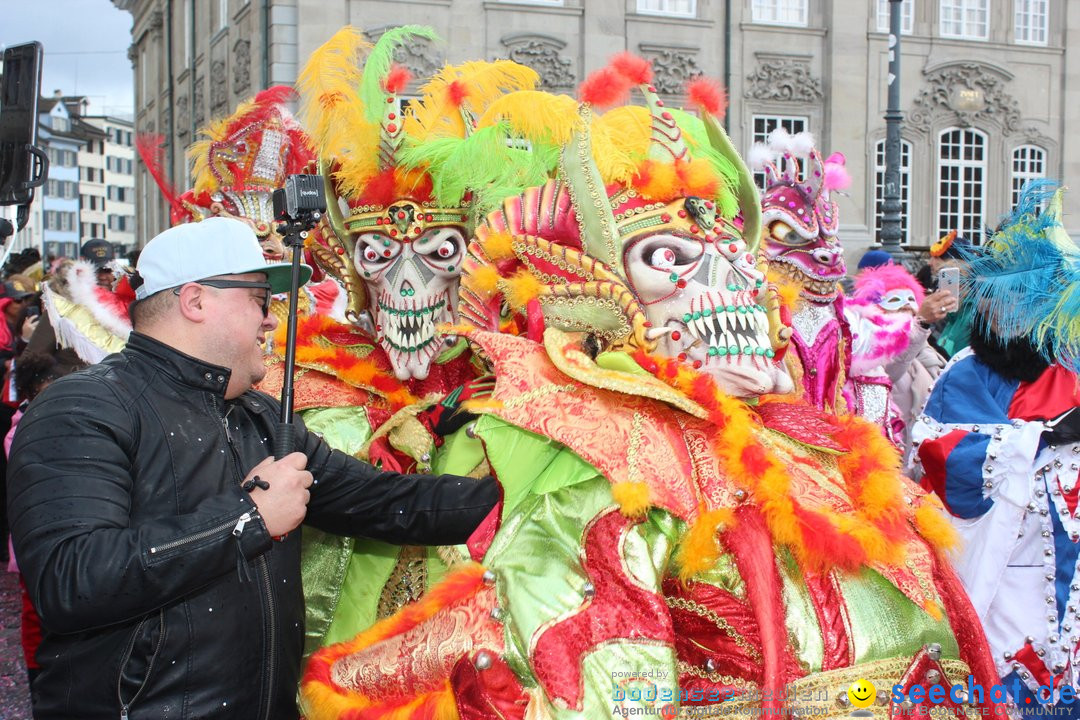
xmin=348 ymin=203 xmax=468 ymax=379
xmin=297 ymin=26 xmax=538 ymax=381
xmin=460 ymin=55 xmax=793 ymax=398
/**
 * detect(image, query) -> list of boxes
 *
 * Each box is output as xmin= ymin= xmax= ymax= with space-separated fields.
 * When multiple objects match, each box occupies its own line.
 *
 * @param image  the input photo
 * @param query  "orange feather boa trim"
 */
xmin=633 ymin=349 xmax=925 ymax=575
xmin=272 ymin=313 xmax=420 ymax=410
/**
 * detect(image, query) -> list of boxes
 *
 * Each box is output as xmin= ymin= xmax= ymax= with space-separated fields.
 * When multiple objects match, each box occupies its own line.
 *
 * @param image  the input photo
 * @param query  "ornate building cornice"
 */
xmin=638 ymin=43 xmax=702 ymax=95
xmin=908 ymin=62 xmax=1022 ymax=135
xmin=744 ymin=54 xmax=823 ymax=103
xmin=500 ymin=33 xmax=575 ymax=91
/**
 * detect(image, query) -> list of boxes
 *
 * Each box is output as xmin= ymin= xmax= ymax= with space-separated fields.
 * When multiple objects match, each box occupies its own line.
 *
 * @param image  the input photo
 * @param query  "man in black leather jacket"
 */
xmin=6 ymin=218 xmax=500 ymax=719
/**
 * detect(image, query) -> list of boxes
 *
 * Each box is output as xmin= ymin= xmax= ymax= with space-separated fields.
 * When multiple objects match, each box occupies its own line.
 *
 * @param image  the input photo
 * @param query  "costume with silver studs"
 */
xmin=913 ymin=182 xmax=1080 ymax=713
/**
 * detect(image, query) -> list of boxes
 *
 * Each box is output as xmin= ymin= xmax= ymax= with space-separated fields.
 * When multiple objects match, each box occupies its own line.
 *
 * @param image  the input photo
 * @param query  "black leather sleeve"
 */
xmin=296 ymin=412 xmax=499 ymax=545
xmin=7 ymin=374 xmax=271 ymax=634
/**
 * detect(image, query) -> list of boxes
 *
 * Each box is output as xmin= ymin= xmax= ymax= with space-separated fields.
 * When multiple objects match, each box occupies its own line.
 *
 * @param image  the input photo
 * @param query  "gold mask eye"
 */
xmin=768 ymin=221 xmax=806 ymax=247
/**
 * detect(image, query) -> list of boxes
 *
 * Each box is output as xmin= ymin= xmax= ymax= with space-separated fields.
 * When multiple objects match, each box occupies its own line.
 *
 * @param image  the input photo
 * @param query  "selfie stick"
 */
xmin=271 ymin=176 xmax=326 ymax=460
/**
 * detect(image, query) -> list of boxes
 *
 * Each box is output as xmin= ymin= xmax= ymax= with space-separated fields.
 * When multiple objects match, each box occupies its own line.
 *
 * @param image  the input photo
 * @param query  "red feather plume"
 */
xmin=447 ymin=80 xmax=469 ymax=107
xmin=383 ymin=64 xmax=413 ymax=94
xmin=686 ymin=77 xmax=727 ymax=117
xmin=578 ymin=67 xmax=634 ymax=108
xmin=610 ymin=52 xmax=653 ymax=85
xmin=251 ymin=85 xmax=297 ymax=107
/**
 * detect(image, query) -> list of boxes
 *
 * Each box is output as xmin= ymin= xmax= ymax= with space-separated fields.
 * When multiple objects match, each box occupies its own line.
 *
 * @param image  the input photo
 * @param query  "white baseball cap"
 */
xmin=134 ymin=216 xmax=312 ymax=300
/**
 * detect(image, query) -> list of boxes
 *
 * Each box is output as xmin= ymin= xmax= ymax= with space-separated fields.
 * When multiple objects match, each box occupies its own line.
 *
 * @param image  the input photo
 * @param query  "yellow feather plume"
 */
xmin=914 ymin=501 xmax=961 ymax=555
xmin=500 ymin=269 xmax=545 ymax=310
xmin=477 ymin=91 xmax=582 ymax=146
xmin=611 ymin=481 xmax=652 ymax=518
xmin=405 ymin=60 xmax=540 ymax=142
xmin=592 ymin=106 xmax=651 ymax=159
xmin=469 ymin=265 xmax=501 ymax=299
xmin=480 ymin=231 xmax=516 ymax=261
xmin=296 ymin=26 xmax=377 ymax=185
xmin=675 ymin=508 xmax=734 ymax=581
xmin=590 ymin=116 xmax=643 ymax=187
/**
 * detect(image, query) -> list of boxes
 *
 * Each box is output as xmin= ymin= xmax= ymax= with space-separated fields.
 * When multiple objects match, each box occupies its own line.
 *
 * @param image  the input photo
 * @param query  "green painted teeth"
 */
xmin=377 ymin=299 xmax=446 ymax=317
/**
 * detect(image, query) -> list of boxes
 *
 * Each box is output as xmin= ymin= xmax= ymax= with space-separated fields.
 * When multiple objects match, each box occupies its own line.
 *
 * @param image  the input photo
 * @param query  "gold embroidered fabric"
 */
xmin=376 ymin=545 xmax=428 ymax=620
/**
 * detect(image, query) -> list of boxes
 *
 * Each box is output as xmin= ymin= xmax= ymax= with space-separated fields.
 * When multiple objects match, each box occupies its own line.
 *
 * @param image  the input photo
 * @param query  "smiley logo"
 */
xmin=848 ymin=678 xmax=876 ymax=709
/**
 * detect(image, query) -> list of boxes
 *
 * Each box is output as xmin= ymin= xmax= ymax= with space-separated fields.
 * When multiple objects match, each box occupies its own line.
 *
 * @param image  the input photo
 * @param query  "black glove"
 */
xmin=1044 ymin=408 xmax=1080 ymax=446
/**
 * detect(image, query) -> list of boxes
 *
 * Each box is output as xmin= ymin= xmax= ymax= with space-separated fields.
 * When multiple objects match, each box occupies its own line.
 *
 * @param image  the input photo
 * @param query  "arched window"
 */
xmin=937 ymin=128 xmax=986 ymax=240
xmin=1011 ymin=145 xmax=1046 ymax=208
xmin=873 ymin=138 xmax=912 ymax=244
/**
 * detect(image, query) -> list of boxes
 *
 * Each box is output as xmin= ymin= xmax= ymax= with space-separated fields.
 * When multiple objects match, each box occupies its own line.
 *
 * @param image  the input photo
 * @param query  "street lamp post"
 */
xmin=881 ymin=0 xmax=907 ymax=261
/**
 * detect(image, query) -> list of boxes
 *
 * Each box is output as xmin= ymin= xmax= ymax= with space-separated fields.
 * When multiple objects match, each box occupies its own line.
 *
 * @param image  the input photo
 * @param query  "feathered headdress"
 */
xmin=752 ymin=129 xmax=847 ymax=242
xmin=298 ymin=25 xmax=539 ymax=322
xmin=959 ymin=179 xmax=1080 ymax=372
xmin=137 ymin=86 xmax=315 ymax=228
xmin=457 ymin=53 xmax=766 ymax=351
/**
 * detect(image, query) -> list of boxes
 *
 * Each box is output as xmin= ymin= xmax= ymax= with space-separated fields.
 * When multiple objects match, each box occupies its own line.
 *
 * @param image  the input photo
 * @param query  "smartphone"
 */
xmin=937 ymin=267 xmax=960 ymax=311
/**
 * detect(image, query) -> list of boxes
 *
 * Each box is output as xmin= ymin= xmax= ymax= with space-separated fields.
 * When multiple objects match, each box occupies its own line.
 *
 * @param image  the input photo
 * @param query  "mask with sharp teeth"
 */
xmin=459 ymin=56 xmax=794 ymax=399
xmin=753 ymin=131 xmax=848 ymax=304
xmin=349 ymin=208 xmax=467 ymax=380
xmin=295 ymin=27 xmax=538 ymax=381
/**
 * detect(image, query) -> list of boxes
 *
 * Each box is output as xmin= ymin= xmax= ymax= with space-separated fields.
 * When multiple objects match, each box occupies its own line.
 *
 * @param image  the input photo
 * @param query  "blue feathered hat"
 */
xmin=958 ymin=179 xmax=1080 ymax=372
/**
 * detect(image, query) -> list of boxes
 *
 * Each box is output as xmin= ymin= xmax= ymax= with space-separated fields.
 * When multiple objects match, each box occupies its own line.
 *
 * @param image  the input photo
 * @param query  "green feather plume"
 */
xmin=399 ymin=122 xmax=559 ymax=214
xmin=670 ymin=109 xmax=740 ymax=220
xmin=360 ymin=25 xmax=440 ymax=124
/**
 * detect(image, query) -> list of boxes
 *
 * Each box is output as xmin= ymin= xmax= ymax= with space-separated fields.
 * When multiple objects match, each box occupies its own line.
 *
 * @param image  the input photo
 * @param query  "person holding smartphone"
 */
xmin=911 ymin=182 xmax=1080 ymax=715
xmin=925 ymin=230 xmax=971 ymax=358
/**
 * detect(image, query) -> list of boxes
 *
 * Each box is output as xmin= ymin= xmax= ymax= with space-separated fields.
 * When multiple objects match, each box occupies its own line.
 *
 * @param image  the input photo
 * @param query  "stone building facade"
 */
xmin=115 ymin=0 xmax=1079 ymax=255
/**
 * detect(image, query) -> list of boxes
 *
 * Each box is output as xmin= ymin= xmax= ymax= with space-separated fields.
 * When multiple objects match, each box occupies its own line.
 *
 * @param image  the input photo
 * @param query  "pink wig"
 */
xmin=852 ymin=263 xmax=925 ymax=307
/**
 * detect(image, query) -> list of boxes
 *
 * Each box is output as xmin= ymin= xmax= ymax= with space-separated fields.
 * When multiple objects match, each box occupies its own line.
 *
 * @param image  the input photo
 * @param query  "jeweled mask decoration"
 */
xmin=298 ymin=25 xmax=538 ymax=380
xmin=349 ymin=202 xmax=468 ymax=379
xmin=179 ymin=86 xmax=315 ymax=263
xmin=753 ymin=131 xmax=849 ymax=303
xmin=459 ymin=54 xmax=793 ymax=398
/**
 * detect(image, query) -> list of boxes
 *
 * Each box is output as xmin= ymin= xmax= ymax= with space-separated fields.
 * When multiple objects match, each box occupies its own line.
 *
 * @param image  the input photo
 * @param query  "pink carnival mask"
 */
xmin=757 ymin=135 xmax=849 ymax=303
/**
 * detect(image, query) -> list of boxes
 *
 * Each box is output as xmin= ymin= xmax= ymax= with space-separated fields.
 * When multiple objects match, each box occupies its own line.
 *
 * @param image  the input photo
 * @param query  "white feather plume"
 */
xmin=747 ymin=142 xmax=774 ymax=171
xmin=767 ymin=127 xmax=792 ymax=153
xmin=789 ymin=131 xmax=816 ymax=156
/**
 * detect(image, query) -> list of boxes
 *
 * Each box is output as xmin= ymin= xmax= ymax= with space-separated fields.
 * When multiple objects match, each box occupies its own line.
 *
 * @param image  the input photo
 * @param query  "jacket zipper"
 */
xmin=147 ymin=518 xmax=239 ymax=558
xmin=117 ymin=610 xmax=166 ymax=719
xmin=216 ymin=397 xmax=276 ymax=720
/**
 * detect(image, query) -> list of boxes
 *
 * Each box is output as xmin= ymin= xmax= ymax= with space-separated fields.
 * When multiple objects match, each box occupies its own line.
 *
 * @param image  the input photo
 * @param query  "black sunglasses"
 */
xmin=174 ymin=279 xmax=273 ymax=317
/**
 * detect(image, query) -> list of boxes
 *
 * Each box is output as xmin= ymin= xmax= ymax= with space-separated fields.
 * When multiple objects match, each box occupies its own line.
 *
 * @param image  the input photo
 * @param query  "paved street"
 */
xmin=0 ymin=571 xmax=32 ymax=720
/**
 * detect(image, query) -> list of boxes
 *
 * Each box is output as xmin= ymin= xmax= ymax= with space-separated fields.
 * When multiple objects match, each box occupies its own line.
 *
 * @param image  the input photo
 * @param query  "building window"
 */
xmin=873 ymin=138 xmax=912 ymax=245
xmin=937 ymin=128 xmax=986 ymax=241
xmin=1015 ymin=0 xmax=1048 ymax=45
xmin=637 ymin=0 xmax=695 ymax=16
xmin=217 ymin=0 xmax=228 ymax=30
xmin=940 ymin=0 xmax=989 ymax=40
xmin=47 ymin=148 xmax=77 ymax=167
xmin=45 ymin=211 xmax=77 ymax=232
xmin=751 ymin=0 xmax=807 ymax=26
xmin=876 ymin=0 xmax=914 ymax=34
xmin=46 ymin=180 xmax=77 ymax=199
xmin=751 ymin=115 xmax=809 ymax=189
xmin=1011 ymin=145 xmax=1046 ymax=208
